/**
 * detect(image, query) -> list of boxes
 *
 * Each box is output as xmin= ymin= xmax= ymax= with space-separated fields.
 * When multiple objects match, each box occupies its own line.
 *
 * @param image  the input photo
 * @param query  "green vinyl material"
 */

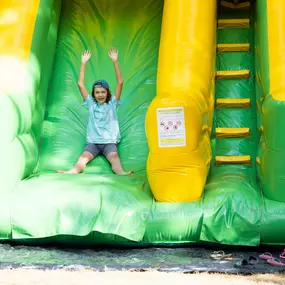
xmin=256 ymin=1 xmax=285 ymax=204
xmin=255 ymin=1 xmax=285 ymax=243
xmin=200 ymin=3 xmax=261 ymax=246
xmin=0 ymin=0 xmax=61 ymax=239
xmin=11 ymin=0 xmax=164 ymax=242
xmin=2 ymin=0 xmax=206 ymax=245
xmin=2 ymin=0 xmax=285 ymax=246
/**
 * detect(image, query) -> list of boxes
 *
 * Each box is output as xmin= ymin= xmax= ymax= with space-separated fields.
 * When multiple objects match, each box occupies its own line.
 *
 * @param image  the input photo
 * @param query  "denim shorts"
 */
xmin=84 ymin=143 xmax=117 ymax=158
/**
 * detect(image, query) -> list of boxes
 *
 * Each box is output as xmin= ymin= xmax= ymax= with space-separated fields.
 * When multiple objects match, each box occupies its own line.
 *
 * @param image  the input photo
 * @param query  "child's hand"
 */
xmin=81 ymin=50 xmax=91 ymax=64
xmin=108 ymin=48 xmax=118 ymax=62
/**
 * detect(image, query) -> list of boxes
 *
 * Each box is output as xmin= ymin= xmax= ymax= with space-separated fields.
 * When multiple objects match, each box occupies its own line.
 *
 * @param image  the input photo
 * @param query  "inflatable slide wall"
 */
xmin=1 ymin=0 xmax=285 ymax=246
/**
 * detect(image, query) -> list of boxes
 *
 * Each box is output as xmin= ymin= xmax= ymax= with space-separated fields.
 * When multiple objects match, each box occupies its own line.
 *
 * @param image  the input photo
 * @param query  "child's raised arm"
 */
xmin=108 ymin=48 xmax=124 ymax=101
xmin=78 ymin=50 xmax=92 ymax=100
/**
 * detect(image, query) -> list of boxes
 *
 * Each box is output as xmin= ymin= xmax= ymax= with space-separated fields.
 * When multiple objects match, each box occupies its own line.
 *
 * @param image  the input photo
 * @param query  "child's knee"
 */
xmin=78 ymin=152 xmax=93 ymax=164
xmin=107 ymin=152 xmax=119 ymax=161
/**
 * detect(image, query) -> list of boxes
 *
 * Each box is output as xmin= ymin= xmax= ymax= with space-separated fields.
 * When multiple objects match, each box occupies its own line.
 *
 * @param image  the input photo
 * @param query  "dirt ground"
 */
xmin=0 ymin=270 xmax=284 ymax=285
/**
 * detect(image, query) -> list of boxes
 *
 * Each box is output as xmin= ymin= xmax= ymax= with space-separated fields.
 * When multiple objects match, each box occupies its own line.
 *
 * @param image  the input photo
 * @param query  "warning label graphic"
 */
xmin=156 ymin=107 xmax=186 ymax=148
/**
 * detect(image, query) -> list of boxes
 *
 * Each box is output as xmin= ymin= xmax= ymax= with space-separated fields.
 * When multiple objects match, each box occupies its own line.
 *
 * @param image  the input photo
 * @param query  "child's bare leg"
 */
xmin=56 ymin=151 xmax=94 ymax=174
xmin=106 ymin=152 xmax=134 ymax=175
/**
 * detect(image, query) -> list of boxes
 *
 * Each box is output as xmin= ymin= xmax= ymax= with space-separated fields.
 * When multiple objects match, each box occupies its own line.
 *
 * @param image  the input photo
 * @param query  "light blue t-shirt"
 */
xmin=83 ymin=94 xmax=121 ymax=144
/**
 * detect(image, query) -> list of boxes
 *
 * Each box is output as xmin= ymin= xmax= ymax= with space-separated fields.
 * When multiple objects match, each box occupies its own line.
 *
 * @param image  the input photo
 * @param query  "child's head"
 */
xmin=91 ymin=80 xmax=111 ymax=104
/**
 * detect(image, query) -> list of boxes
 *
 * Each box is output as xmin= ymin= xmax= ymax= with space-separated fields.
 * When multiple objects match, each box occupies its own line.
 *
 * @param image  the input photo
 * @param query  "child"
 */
xmin=56 ymin=48 xmax=133 ymax=175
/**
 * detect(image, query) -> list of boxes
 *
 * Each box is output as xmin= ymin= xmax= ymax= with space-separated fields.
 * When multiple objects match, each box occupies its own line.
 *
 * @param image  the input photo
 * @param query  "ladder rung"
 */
xmin=217 ymin=43 xmax=250 ymax=52
xmin=216 ymin=70 xmax=250 ymax=79
xmin=215 ymin=155 xmax=252 ymax=165
xmin=218 ymin=19 xmax=250 ymax=29
xmin=256 ymin=157 xmax=261 ymax=165
xmin=216 ymin=128 xmax=250 ymax=138
xmin=221 ymin=1 xmax=250 ymax=9
xmin=216 ymin=98 xmax=251 ymax=108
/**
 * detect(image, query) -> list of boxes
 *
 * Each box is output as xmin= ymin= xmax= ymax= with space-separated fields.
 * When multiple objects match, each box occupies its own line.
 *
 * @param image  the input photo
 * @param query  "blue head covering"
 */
xmin=92 ymin=80 xmax=110 ymax=90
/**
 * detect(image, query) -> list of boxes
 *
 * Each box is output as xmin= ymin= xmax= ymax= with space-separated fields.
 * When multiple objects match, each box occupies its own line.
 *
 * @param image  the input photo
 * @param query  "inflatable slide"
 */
xmin=1 ymin=0 xmax=285 ymax=246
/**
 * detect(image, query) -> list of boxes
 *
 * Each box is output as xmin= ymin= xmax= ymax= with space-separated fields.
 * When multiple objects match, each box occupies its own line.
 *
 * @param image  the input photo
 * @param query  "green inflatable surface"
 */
xmin=6 ymin=0 xmax=164 ymax=243
xmin=2 ymin=0 xmax=285 ymax=246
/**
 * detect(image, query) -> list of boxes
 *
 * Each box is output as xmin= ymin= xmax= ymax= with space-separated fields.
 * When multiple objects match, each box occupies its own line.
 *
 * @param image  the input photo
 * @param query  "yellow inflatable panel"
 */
xmin=218 ymin=19 xmax=250 ymax=29
xmin=145 ymin=0 xmax=217 ymax=202
xmin=216 ymin=128 xmax=250 ymax=138
xmin=220 ymin=1 xmax=250 ymax=9
xmin=0 ymin=0 xmax=40 ymax=95
xmin=217 ymin=43 xmax=250 ymax=52
xmin=216 ymin=70 xmax=250 ymax=79
xmin=216 ymin=98 xmax=251 ymax=108
xmin=0 ymin=1 xmax=40 ymax=59
xmin=215 ymin=155 xmax=252 ymax=166
xmin=267 ymin=1 xmax=285 ymax=100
